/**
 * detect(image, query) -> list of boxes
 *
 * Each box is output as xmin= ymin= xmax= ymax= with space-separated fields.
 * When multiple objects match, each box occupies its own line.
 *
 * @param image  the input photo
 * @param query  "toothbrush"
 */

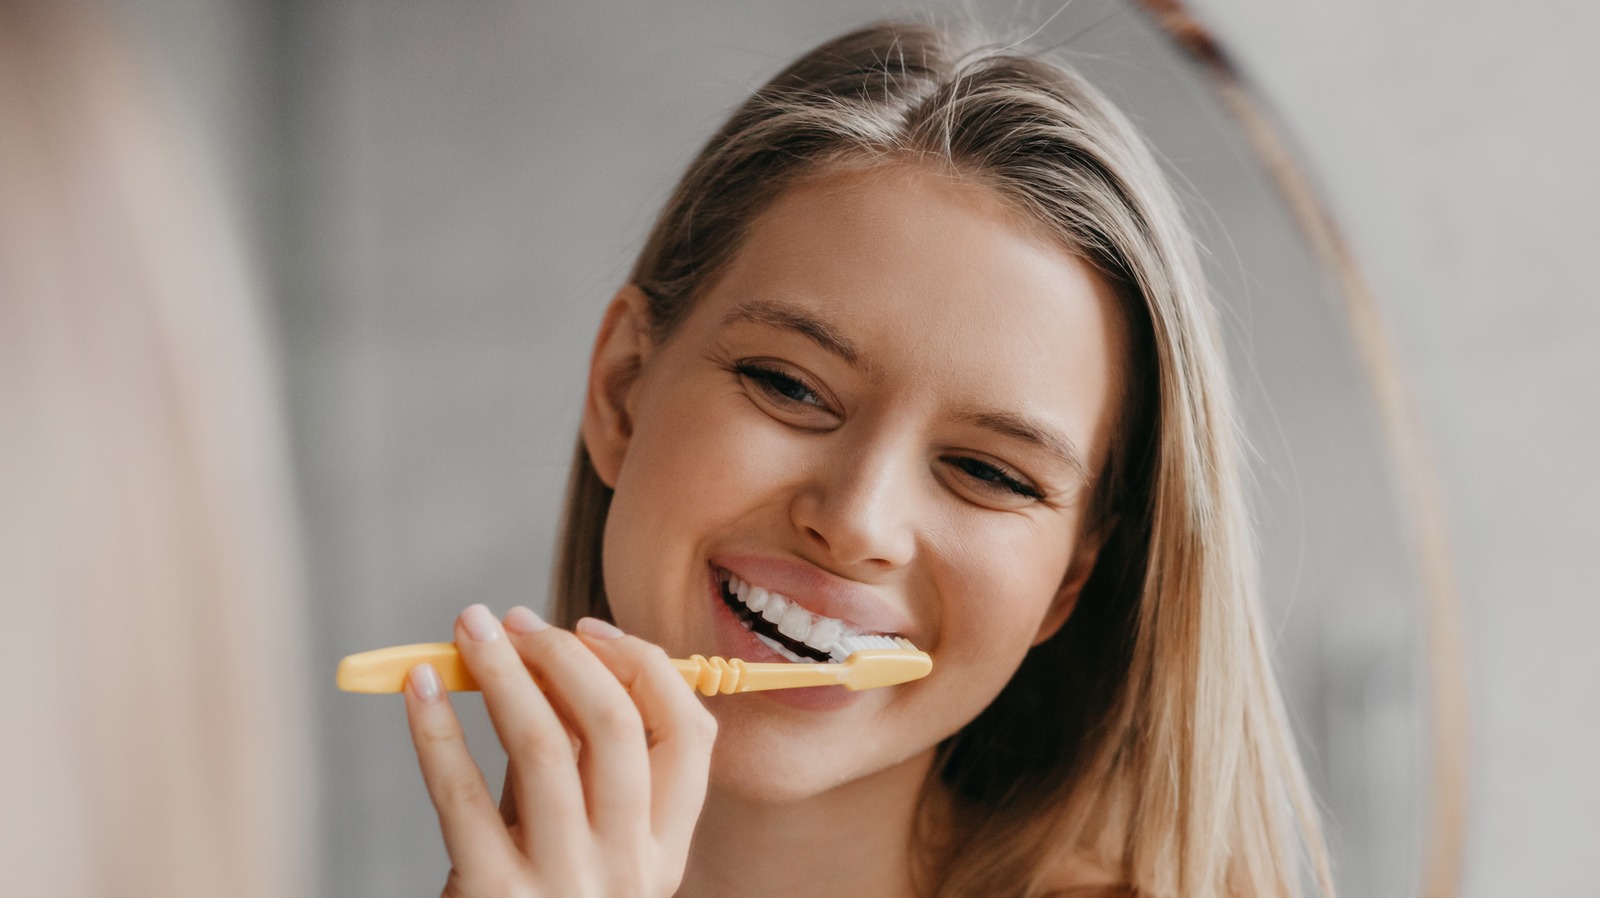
xmin=337 ymin=634 xmax=931 ymax=697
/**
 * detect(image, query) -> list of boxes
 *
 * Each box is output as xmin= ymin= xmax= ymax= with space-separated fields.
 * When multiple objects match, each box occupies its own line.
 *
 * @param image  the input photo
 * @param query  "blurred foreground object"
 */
xmin=0 ymin=1 xmax=307 ymax=895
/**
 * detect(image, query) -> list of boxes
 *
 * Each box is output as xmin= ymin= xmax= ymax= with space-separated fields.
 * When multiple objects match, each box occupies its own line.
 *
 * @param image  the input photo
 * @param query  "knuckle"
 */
xmin=466 ymin=650 xmax=519 ymax=688
xmin=604 ymin=856 xmax=652 ymax=896
xmin=416 ymin=716 xmax=459 ymax=747
xmin=641 ymin=642 xmax=673 ymax=667
xmin=538 ymin=630 xmax=591 ymax=665
xmin=521 ymin=732 xmax=576 ymax=770
xmin=436 ymin=774 xmax=488 ymax=811
xmin=690 ymin=707 xmax=719 ymax=744
xmin=619 ymin=634 xmax=665 ymax=660
xmin=639 ymin=846 xmax=686 ymax=897
xmin=592 ymin=697 xmax=643 ymax=739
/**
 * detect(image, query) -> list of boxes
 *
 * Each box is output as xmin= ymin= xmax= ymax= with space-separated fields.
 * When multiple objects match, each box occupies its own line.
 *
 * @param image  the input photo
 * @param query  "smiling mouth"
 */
xmin=715 ymin=568 xmax=898 ymax=664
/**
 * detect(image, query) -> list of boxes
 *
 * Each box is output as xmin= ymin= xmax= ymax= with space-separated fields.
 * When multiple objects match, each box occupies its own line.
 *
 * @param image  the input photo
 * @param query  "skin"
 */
xmin=404 ymin=163 xmax=1126 ymax=897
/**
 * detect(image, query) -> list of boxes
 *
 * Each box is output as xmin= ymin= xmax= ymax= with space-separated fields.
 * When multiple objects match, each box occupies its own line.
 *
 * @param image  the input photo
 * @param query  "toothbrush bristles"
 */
xmin=826 ymin=633 xmax=916 ymax=664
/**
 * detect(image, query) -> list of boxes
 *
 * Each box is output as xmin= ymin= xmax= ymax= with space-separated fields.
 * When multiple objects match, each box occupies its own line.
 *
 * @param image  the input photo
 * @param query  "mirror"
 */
xmin=110 ymin=0 xmax=1454 ymax=894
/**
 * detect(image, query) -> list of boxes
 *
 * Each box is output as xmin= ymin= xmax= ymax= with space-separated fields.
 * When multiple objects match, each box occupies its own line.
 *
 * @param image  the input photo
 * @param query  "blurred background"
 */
xmin=37 ymin=0 xmax=1600 ymax=895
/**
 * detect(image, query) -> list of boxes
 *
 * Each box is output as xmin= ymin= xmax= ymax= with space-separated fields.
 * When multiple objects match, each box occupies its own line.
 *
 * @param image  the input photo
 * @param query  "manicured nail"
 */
xmin=576 ymin=616 xmax=624 ymax=640
xmin=410 ymin=663 xmax=441 ymax=702
xmin=461 ymin=604 xmax=501 ymax=643
xmin=504 ymin=606 xmax=549 ymax=635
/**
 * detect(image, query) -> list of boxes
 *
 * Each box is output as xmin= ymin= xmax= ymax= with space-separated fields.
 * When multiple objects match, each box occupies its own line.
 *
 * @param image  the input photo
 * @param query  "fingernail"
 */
xmin=410 ymin=663 xmax=441 ymax=702
xmin=503 ymin=606 xmax=549 ymax=635
xmin=461 ymin=604 xmax=501 ymax=643
xmin=576 ymin=616 xmax=624 ymax=640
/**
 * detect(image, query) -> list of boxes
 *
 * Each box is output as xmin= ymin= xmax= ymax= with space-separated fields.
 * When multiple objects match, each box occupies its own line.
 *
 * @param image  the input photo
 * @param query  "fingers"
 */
xmin=573 ymin=619 xmax=718 ymax=857
xmin=403 ymin=663 xmax=519 ymax=874
xmin=453 ymin=604 xmax=588 ymax=861
xmin=502 ymin=609 xmax=652 ymax=839
xmin=443 ymin=603 xmax=716 ymax=886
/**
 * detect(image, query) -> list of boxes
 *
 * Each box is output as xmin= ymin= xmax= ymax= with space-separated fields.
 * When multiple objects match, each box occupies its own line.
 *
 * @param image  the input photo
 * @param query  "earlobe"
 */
xmin=580 ymin=284 xmax=654 ymax=488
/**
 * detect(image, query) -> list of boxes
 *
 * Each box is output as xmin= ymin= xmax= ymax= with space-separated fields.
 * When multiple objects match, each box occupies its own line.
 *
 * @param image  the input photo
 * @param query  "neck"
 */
xmin=677 ymin=748 xmax=939 ymax=898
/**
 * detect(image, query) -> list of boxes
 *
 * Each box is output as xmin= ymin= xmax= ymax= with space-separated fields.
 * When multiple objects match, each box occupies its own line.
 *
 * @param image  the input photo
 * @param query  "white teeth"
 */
xmin=721 ymin=568 xmax=904 ymax=661
xmin=760 ymin=594 xmax=788 ymax=624
xmin=806 ymin=618 xmax=843 ymax=654
xmin=777 ymin=604 xmax=812 ymax=641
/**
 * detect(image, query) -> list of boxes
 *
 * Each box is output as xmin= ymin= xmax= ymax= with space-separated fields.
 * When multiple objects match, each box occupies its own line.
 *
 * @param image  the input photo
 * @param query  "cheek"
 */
xmin=621 ymin=383 xmax=810 ymax=517
xmin=929 ymin=522 xmax=1077 ymax=666
xmin=600 ymin=382 xmax=813 ymax=612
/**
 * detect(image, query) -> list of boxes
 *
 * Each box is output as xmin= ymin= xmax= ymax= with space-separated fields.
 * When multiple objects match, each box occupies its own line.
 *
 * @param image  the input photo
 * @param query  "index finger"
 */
xmin=403 ymin=663 xmax=521 ymax=874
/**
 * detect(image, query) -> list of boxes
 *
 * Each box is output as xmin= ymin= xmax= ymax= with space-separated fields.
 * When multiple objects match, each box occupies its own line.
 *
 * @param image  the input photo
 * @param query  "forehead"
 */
xmin=696 ymin=164 xmax=1124 ymax=461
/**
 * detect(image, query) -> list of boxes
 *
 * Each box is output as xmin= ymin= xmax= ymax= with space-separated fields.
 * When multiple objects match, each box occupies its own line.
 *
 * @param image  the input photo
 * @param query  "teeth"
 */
xmin=721 ymin=568 xmax=904 ymax=660
xmin=777 ymin=604 xmax=812 ymax=641
xmin=760 ymin=594 xmax=788 ymax=624
xmin=807 ymin=618 xmax=843 ymax=654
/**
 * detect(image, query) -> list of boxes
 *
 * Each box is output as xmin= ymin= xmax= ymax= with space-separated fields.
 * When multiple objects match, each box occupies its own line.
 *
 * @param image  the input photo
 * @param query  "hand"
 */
xmin=403 ymin=604 xmax=717 ymax=897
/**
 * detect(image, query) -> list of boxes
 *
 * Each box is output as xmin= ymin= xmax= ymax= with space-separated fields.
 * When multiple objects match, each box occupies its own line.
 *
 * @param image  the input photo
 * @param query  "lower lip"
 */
xmin=706 ymin=565 xmax=861 ymax=711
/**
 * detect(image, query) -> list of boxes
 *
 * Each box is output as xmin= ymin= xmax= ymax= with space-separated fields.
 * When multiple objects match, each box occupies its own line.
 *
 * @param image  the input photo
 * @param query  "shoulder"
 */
xmin=1041 ymin=888 xmax=1139 ymax=898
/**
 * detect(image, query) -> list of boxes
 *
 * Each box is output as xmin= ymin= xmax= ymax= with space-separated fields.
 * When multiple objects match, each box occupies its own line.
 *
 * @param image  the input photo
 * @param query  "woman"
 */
xmin=401 ymin=21 xmax=1332 ymax=897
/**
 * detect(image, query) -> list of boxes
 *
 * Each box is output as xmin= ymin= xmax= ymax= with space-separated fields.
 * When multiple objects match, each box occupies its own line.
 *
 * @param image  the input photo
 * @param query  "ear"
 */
xmin=1031 ymin=521 xmax=1112 ymax=647
xmin=581 ymin=284 xmax=654 ymax=488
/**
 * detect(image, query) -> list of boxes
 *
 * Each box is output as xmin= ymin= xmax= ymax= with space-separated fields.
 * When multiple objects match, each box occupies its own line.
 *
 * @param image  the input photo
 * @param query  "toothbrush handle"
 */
xmin=336 ymin=642 xmax=848 ymax=695
xmin=337 ymin=642 xmax=931 ymax=695
xmin=337 ymin=642 xmax=478 ymax=693
xmin=673 ymin=655 xmax=849 ymax=695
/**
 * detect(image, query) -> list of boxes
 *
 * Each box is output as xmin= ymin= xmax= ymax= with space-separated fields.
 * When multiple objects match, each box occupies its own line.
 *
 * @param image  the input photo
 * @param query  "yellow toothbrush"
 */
xmin=337 ymin=635 xmax=931 ymax=696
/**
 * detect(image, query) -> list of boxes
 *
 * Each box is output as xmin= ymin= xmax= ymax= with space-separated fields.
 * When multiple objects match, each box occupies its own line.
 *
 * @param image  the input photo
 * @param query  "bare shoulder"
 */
xmin=1041 ymin=888 xmax=1139 ymax=898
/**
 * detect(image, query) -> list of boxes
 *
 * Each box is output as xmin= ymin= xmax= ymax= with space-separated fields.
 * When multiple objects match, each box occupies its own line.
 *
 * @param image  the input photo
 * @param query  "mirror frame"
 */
xmin=1132 ymin=3 xmax=1470 ymax=896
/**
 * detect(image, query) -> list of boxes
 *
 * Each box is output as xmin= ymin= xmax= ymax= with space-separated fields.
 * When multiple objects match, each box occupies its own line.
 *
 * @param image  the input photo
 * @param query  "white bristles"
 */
xmin=827 ymin=633 xmax=918 ymax=663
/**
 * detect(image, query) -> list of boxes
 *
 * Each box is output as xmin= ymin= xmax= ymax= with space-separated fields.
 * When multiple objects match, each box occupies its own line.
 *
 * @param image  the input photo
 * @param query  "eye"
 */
xmin=942 ymin=455 xmax=1045 ymax=502
xmin=735 ymin=361 xmax=831 ymax=410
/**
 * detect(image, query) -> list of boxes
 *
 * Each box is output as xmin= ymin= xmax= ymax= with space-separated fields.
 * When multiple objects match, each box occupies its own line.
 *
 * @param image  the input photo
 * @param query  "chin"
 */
xmin=704 ymin=708 xmax=937 ymax=806
xmin=703 ymin=711 xmax=840 ymax=803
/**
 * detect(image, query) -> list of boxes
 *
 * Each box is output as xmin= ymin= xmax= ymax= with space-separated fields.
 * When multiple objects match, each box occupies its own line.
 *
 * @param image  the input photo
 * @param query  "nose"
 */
xmin=789 ymin=437 xmax=919 ymax=572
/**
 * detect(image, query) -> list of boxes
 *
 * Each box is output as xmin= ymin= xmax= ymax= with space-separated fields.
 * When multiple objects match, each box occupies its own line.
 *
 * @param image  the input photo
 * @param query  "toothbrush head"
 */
xmin=836 ymin=637 xmax=931 ymax=690
xmin=826 ymin=633 xmax=917 ymax=664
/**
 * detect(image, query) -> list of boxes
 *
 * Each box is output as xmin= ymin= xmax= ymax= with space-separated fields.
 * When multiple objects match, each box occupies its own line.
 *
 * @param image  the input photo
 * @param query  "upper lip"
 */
xmin=712 ymin=553 xmax=915 ymax=640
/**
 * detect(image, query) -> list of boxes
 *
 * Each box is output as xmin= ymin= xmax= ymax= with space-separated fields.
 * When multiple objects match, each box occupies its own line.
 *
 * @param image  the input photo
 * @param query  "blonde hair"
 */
xmin=553 ymin=21 xmax=1330 ymax=898
xmin=0 ymin=1 xmax=306 ymax=895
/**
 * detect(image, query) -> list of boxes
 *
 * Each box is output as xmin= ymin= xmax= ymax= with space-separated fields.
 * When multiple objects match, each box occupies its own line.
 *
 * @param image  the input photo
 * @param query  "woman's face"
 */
xmin=584 ymin=164 xmax=1124 ymax=803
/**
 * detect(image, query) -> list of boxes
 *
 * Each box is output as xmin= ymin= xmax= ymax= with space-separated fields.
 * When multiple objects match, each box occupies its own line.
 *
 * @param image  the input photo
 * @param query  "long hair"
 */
xmin=0 ymin=1 xmax=307 ymax=895
xmin=552 ymin=21 xmax=1330 ymax=898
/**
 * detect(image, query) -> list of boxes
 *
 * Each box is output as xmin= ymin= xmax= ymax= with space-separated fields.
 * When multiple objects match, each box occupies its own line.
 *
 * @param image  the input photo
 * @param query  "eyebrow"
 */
xmin=723 ymin=298 xmax=1089 ymax=482
xmin=960 ymin=410 xmax=1090 ymax=482
xmin=722 ymin=299 xmax=861 ymax=365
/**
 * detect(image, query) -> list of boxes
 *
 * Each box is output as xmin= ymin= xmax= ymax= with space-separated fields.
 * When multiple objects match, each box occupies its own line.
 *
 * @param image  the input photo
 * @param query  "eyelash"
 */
xmin=943 ymin=456 xmax=1045 ymax=500
xmin=735 ymin=361 xmax=825 ymax=408
xmin=734 ymin=361 xmax=1044 ymax=502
